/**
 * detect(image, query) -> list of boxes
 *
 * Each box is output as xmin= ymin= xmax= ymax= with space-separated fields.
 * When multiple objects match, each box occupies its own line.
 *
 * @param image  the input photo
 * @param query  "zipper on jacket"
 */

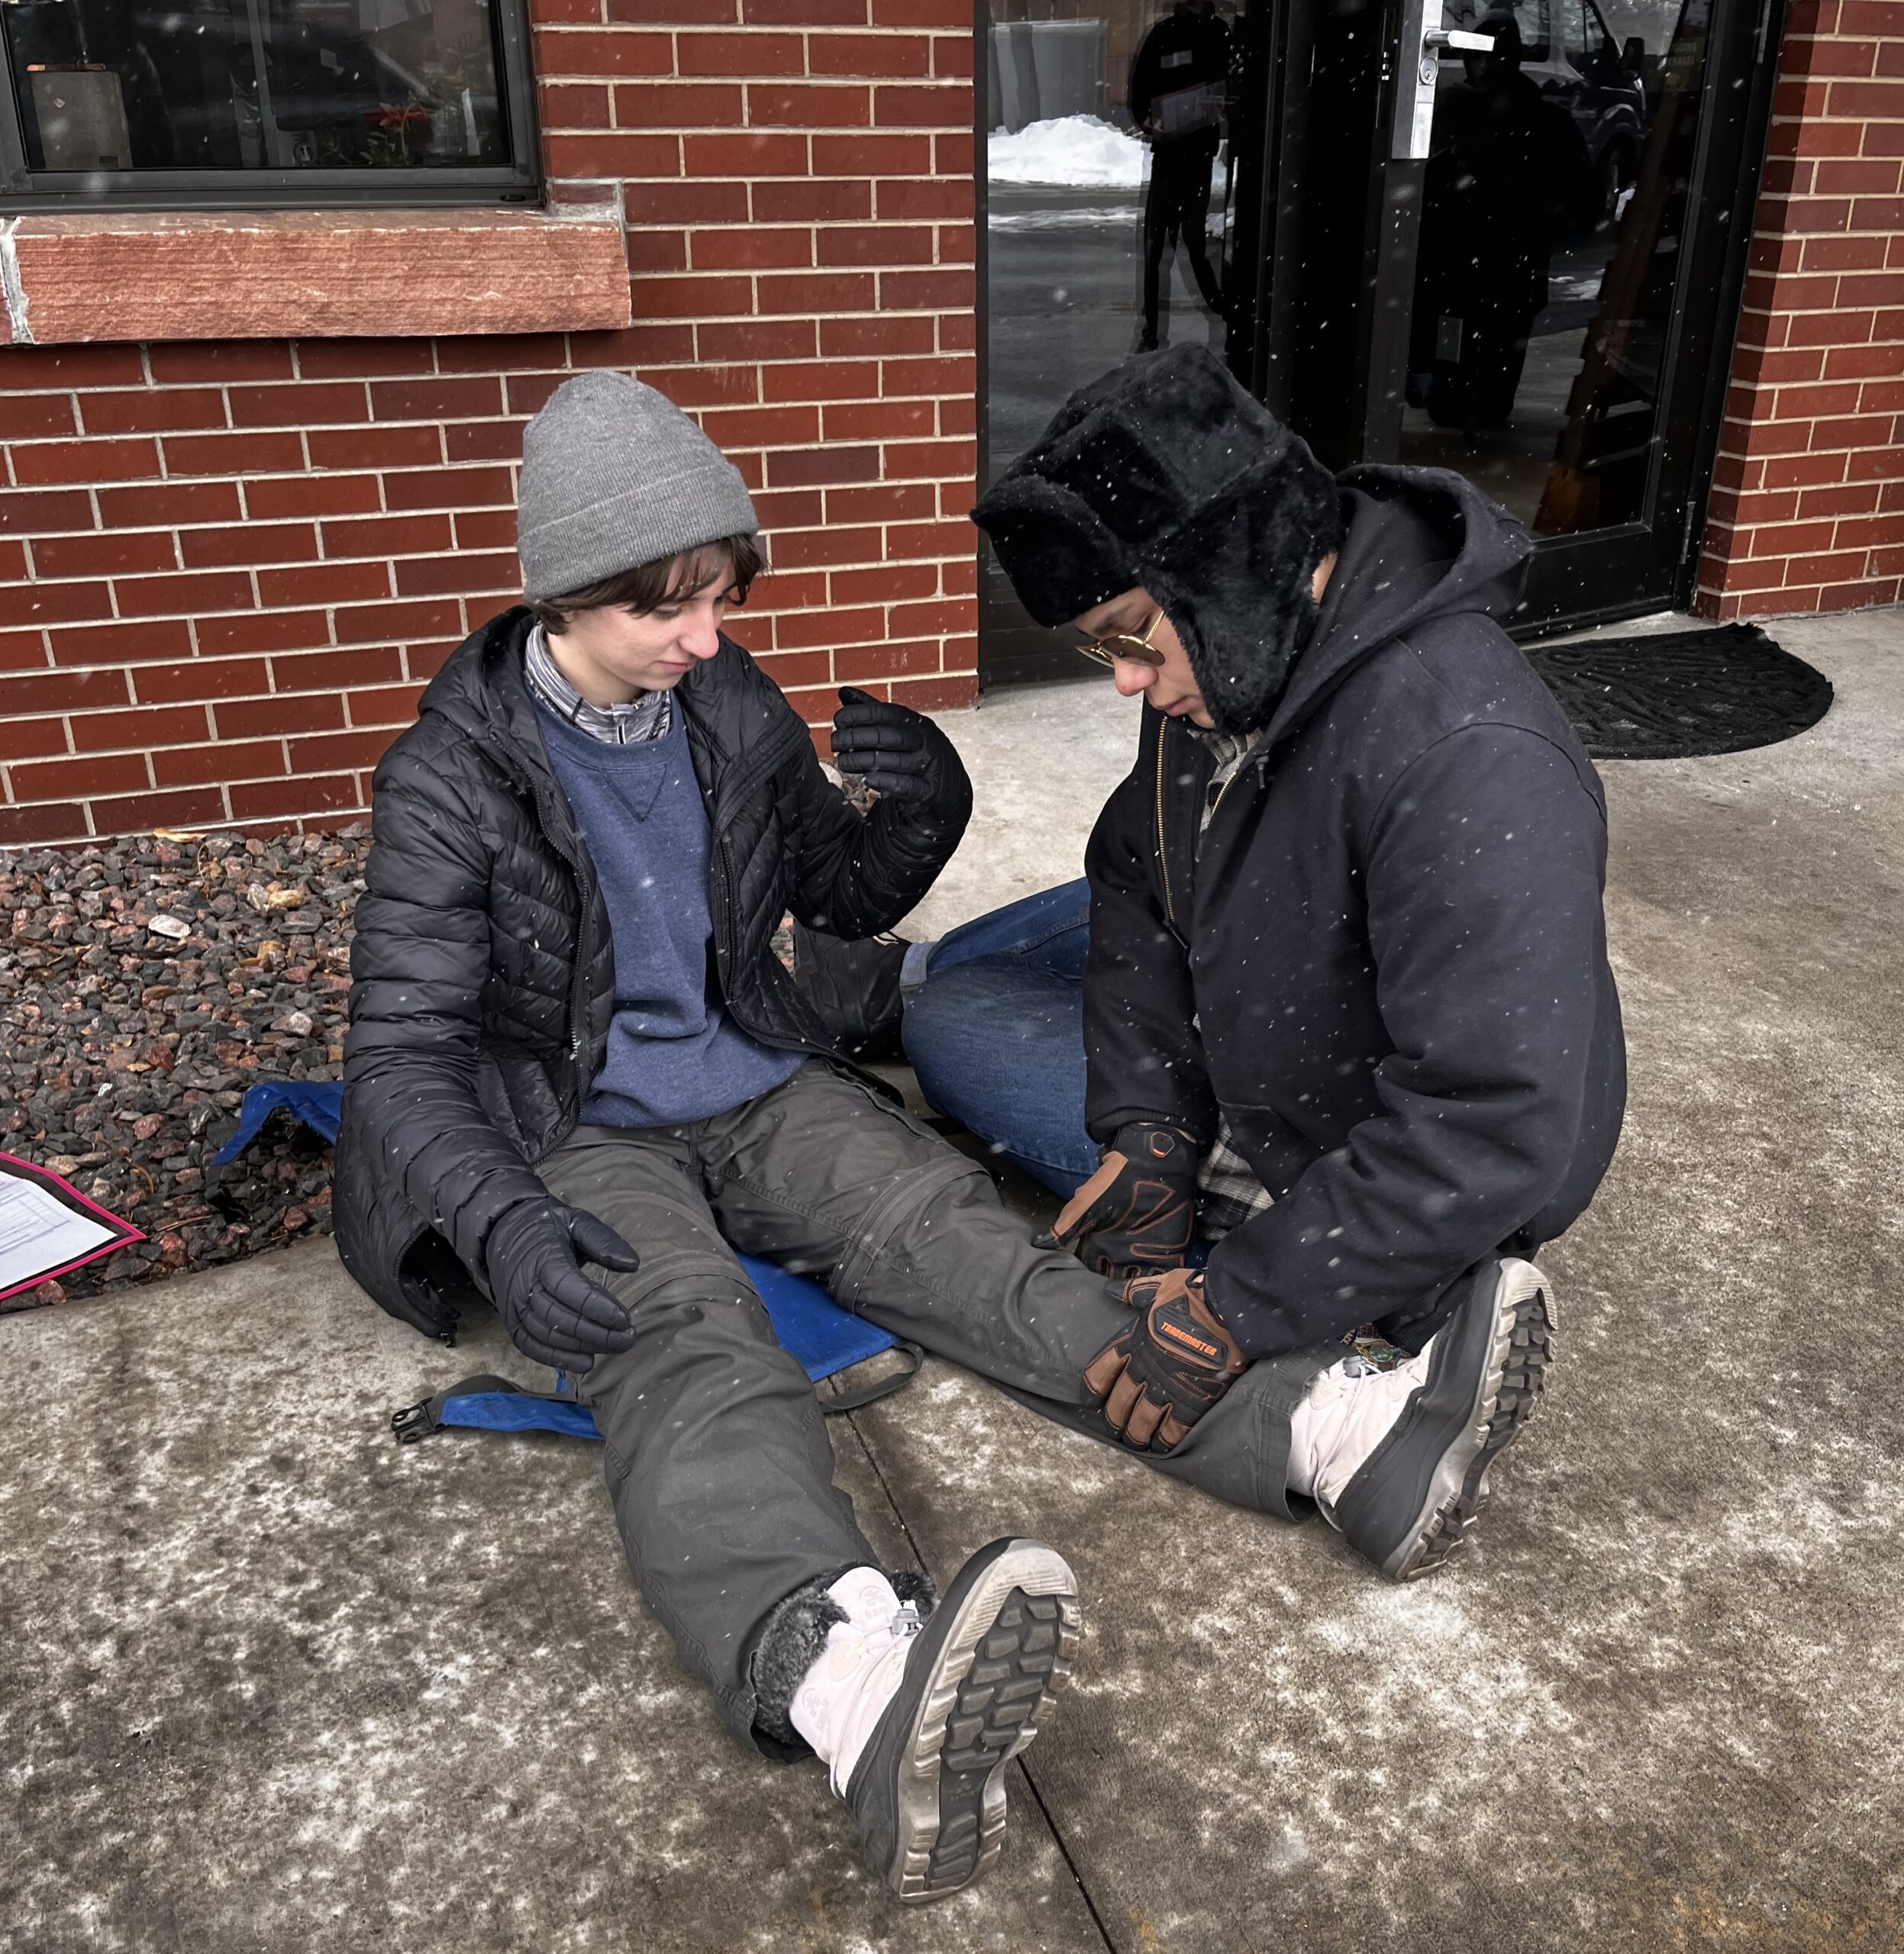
xmin=1154 ymin=730 xmax=1179 ymax=934
xmin=1157 ymin=722 xmax=1271 ymax=944
xmin=521 ymin=772 xmax=597 ymax=1085
xmin=1206 ymin=765 xmax=1246 ymax=829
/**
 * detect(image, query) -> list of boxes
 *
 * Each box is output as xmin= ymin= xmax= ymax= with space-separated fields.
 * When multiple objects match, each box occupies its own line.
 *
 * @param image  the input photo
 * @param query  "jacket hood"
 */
xmin=973 ymin=346 xmax=1346 ymax=737
xmin=1254 ymin=463 xmax=1534 ymax=750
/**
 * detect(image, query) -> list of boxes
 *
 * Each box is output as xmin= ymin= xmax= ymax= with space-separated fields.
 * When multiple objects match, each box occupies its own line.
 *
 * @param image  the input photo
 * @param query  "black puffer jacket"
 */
xmin=1085 ymin=468 xmax=1626 ymax=1356
xmin=334 ymin=606 xmax=966 ymax=1337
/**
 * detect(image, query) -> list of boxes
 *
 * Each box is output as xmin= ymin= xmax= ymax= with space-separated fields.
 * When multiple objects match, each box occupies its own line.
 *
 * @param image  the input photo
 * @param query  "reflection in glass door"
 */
xmin=1398 ymin=0 xmax=1714 ymax=540
xmin=979 ymin=1 xmax=1273 ymax=682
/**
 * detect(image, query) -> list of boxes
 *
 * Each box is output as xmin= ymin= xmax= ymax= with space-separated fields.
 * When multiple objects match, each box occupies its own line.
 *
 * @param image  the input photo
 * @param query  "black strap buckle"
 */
xmin=390 ymin=1398 xmax=442 ymax=1445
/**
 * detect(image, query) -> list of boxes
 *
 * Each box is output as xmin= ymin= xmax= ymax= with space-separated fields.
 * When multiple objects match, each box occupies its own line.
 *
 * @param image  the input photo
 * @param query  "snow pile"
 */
xmin=988 ymin=114 xmax=1147 ymax=189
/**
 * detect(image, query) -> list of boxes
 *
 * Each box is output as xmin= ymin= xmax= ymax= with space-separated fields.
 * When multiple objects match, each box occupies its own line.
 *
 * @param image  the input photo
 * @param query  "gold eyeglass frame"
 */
xmin=1073 ymin=606 xmax=1167 ymax=669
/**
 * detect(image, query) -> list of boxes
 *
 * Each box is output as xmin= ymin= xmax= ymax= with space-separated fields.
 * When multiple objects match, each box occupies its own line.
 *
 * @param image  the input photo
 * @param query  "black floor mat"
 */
xmin=1525 ymin=624 xmax=1833 ymax=759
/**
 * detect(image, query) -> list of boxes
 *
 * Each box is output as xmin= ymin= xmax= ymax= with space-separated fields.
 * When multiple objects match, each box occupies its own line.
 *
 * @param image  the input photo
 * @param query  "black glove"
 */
xmin=1035 ymin=1120 xmax=1198 ymax=1278
xmin=1082 ymin=1267 xmax=1249 ymax=1453
xmin=831 ymin=686 xmax=972 ymax=830
xmin=480 ymin=1197 xmax=640 ymax=1371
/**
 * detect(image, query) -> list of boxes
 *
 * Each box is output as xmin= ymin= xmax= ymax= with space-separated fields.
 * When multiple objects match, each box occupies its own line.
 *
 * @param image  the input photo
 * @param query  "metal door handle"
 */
xmin=1394 ymin=2 xmax=1496 ymax=157
xmin=1415 ymin=30 xmax=1495 ymax=84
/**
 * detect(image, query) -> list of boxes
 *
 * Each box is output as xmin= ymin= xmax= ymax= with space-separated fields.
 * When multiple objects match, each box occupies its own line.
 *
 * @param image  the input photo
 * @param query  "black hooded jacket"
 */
xmin=1083 ymin=467 xmax=1626 ymax=1356
xmin=334 ymin=606 xmax=966 ymax=1337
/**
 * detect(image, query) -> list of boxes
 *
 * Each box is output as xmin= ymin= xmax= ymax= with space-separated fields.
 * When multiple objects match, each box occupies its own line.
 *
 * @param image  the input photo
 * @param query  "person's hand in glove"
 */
xmin=1082 ymin=1267 xmax=1248 ymax=1453
xmin=1035 ymin=1120 xmax=1197 ymax=1278
xmin=831 ymin=686 xmax=972 ymax=833
xmin=480 ymin=1196 xmax=641 ymax=1372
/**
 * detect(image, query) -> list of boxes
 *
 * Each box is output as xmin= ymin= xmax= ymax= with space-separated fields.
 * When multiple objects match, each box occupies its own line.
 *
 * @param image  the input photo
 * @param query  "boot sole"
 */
xmin=882 ymin=1542 xmax=1081 ymax=1904
xmin=1332 ymin=1259 xmax=1554 ymax=1582
xmin=1395 ymin=1260 xmax=1553 ymax=1579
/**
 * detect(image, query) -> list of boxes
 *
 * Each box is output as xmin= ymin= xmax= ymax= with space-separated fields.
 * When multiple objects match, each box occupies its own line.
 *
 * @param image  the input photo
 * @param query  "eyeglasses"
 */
xmin=1071 ymin=607 xmax=1167 ymax=669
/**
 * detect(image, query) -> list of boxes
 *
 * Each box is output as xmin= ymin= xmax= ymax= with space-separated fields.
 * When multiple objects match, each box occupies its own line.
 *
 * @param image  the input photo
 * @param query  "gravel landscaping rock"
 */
xmin=0 ymin=827 xmax=367 ymax=1312
xmin=1 ymin=769 xmax=872 ymax=1317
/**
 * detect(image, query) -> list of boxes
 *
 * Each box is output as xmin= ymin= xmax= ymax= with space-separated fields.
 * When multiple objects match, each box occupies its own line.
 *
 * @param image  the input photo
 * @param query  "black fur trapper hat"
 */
xmin=973 ymin=345 xmax=1345 ymax=736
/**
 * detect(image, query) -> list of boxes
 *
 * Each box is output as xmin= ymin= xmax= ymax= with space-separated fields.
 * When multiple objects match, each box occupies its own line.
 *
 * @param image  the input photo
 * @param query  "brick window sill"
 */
xmin=0 ymin=205 xmax=631 ymax=347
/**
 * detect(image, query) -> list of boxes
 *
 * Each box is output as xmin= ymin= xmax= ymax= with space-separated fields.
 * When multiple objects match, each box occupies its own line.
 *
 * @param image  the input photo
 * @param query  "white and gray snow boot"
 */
xmin=808 ymin=1539 xmax=1081 ymax=1902
xmin=1289 ymin=1257 xmax=1555 ymax=1580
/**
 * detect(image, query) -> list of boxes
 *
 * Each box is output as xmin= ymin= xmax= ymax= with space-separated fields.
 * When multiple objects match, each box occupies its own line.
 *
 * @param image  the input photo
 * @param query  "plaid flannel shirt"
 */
xmin=524 ymin=624 xmax=673 ymax=746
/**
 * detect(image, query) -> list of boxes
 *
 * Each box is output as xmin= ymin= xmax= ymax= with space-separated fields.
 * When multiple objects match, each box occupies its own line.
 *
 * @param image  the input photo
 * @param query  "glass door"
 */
xmin=977 ymin=0 xmax=1780 ymax=681
xmin=1346 ymin=0 xmax=1782 ymax=628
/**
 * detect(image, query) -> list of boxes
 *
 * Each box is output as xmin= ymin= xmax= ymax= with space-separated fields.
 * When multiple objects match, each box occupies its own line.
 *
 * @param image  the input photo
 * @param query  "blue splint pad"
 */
xmin=210 ymin=1079 xmax=344 ymax=1162
xmin=205 ymin=1079 xmax=919 ymax=1437
xmin=393 ymin=1253 xmax=920 ymax=1446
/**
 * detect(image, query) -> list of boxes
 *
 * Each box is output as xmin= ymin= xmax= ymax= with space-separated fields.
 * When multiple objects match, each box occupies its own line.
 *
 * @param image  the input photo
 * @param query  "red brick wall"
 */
xmin=1696 ymin=0 xmax=1904 ymax=618
xmin=0 ymin=0 xmax=976 ymax=848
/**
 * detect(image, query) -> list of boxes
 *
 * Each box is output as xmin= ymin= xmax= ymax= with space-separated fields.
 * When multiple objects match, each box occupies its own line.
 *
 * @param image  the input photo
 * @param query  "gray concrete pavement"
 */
xmin=0 ymin=1247 xmax=1102 ymax=1954
xmin=4 ymin=611 xmax=1900 ymax=1952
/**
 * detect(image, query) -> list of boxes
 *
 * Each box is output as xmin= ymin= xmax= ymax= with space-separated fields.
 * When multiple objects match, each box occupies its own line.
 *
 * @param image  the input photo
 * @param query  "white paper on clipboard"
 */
xmin=0 ymin=1173 xmax=117 ymax=1293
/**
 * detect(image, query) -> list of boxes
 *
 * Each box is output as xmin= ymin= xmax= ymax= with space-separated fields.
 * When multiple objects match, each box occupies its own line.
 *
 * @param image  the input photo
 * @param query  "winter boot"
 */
xmin=794 ymin=1541 xmax=1080 ymax=1903
xmin=1288 ymin=1257 xmax=1554 ymax=1581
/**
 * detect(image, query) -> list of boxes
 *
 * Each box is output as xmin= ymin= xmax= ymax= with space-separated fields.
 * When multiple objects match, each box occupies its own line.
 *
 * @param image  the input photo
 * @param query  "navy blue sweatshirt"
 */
xmin=534 ymin=701 xmax=802 ymax=1127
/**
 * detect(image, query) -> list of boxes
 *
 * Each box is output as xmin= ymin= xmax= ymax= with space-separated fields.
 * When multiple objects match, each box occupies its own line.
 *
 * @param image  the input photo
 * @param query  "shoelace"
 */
xmin=880 ymin=1600 xmax=925 ymax=1649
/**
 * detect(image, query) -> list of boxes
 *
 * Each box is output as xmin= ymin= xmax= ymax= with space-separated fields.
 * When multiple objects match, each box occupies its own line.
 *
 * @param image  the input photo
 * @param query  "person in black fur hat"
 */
xmin=896 ymin=346 xmax=1629 ymax=1578
xmin=973 ymin=342 xmax=1347 ymax=736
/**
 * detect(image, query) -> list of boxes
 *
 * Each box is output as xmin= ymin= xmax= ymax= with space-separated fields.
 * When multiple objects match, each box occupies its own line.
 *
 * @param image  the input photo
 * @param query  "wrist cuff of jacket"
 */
xmin=1107 ymin=1119 xmax=1196 ymax=1150
xmin=886 ymin=798 xmax=970 ymax=831
xmin=473 ymin=1192 xmax=542 ymax=1276
xmin=1092 ymin=1115 xmax=1211 ymax=1153
xmin=1189 ymin=1266 xmax=1250 ymax=1347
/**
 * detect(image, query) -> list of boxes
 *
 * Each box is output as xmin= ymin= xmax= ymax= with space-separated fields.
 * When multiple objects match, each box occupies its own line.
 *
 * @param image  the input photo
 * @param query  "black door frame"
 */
xmin=1537 ymin=0 xmax=1787 ymax=632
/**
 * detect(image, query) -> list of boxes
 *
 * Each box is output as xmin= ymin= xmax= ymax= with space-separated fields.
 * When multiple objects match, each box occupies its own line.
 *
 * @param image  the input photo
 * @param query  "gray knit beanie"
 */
xmin=516 ymin=371 xmax=759 ymax=601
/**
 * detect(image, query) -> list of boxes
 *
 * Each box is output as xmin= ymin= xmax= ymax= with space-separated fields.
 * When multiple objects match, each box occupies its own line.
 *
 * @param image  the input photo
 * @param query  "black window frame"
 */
xmin=0 ymin=0 xmax=541 ymax=211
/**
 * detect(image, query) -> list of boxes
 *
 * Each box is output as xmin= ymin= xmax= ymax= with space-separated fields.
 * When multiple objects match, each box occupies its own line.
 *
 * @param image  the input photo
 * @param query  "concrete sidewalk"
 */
xmin=4 ymin=612 xmax=1900 ymax=1952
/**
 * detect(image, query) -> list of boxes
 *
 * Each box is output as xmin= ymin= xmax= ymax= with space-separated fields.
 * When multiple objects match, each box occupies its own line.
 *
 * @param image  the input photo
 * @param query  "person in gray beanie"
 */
xmin=335 ymin=369 xmax=1107 ymax=1904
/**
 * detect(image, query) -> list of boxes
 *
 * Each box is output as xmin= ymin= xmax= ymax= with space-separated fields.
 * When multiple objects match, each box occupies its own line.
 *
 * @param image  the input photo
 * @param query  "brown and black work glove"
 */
xmin=1082 ymin=1267 xmax=1248 ymax=1454
xmin=1035 ymin=1120 xmax=1198 ymax=1278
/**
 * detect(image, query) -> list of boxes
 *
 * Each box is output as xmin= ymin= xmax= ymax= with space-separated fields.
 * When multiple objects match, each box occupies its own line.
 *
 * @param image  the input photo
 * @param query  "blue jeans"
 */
xmin=901 ymin=881 xmax=1098 ymax=1198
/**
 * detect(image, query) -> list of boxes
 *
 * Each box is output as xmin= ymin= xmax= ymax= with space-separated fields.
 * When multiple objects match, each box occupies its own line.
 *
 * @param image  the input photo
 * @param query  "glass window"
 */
xmin=1445 ymin=2 xmax=1549 ymax=66
xmin=1513 ymin=0 xmax=1550 ymax=62
xmin=1561 ymin=0 xmax=1589 ymax=66
xmin=1580 ymin=0 xmax=1615 ymax=66
xmin=1 ymin=0 xmax=534 ymax=202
